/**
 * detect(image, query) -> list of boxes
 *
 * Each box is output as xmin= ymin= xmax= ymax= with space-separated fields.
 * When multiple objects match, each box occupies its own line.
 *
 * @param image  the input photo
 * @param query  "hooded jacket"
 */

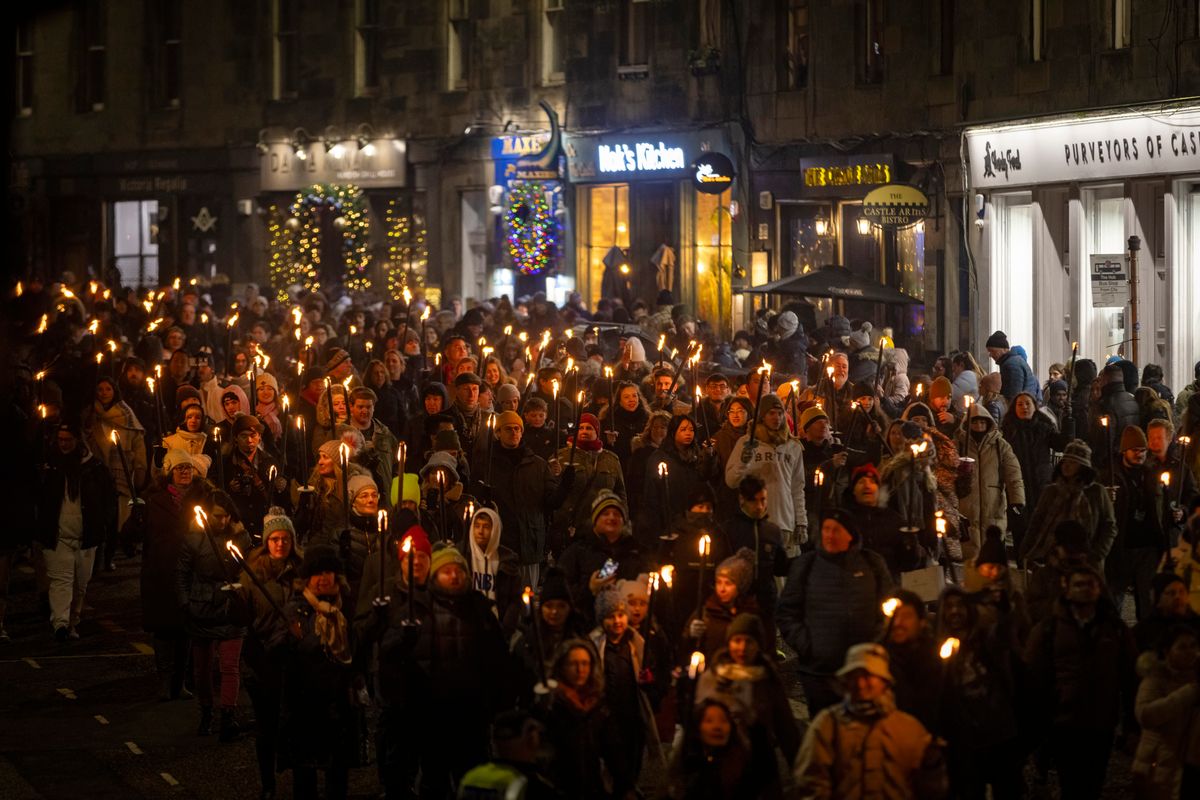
xmin=996 ymin=349 xmax=1041 ymax=402
xmin=725 ymin=417 xmax=807 ymax=537
xmin=1019 ymin=457 xmax=1117 ymax=566
xmin=956 ymin=403 xmax=1025 ymax=555
xmin=462 ymin=507 xmax=521 ymax=621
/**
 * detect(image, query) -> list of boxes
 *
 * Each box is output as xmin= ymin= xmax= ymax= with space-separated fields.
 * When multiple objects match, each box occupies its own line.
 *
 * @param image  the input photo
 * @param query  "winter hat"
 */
xmin=776 ymin=311 xmax=799 ymax=339
xmin=347 ymin=473 xmax=377 ymax=502
xmin=1152 ymin=572 xmax=1185 ymax=602
xmin=455 ymin=372 xmax=482 ymax=387
xmin=1047 ymin=379 xmax=1069 ymax=395
xmin=1073 ymin=359 xmax=1098 ymax=386
xmin=590 ymin=489 xmax=627 ymax=525
xmin=256 ymin=372 xmax=279 ymax=396
xmin=496 ymin=410 xmax=524 ymax=431
xmin=401 ymin=524 xmax=433 ymax=556
xmin=1053 ymin=520 xmax=1090 ymax=554
xmin=579 ymin=412 xmax=600 ymax=431
xmin=318 ymin=439 xmax=343 ymax=464
xmin=1119 ymin=424 xmax=1148 ymax=452
xmin=300 ymin=545 xmax=343 ymax=578
xmin=420 ymin=451 xmax=460 ymax=483
xmin=851 ymin=382 xmax=874 ymax=400
xmin=827 ymin=315 xmax=852 ymax=338
xmin=496 ymin=383 xmax=520 ymax=404
xmin=686 ymin=483 xmax=716 ymax=511
xmin=726 ymin=613 xmax=766 ymax=647
xmin=851 ymin=463 xmax=880 ymax=489
xmin=1059 ymin=440 xmax=1093 ymax=471
xmin=324 ymin=348 xmax=351 ymax=373
xmin=262 ymin=507 xmax=296 ymax=541
xmin=429 ymin=542 xmax=468 ymax=578
xmin=757 ymin=392 xmax=785 ymax=418
xmin=232 ymin=413 xmax=264 ymax=437
xmin=175 ymin=385 xmax=202 ymax=408
xmin=716 ymin=548 xmax=756 ymax=595
xmin=594 ymin=586 xmax=627 ymax=621
xmin=985 ymin=330 xmax=1009 ymax=349
xmin=976 ymin=526 xmax=1007 ymax=567
xmin=821 ymin=507 xmax=860 ymax=543
xmin=162 ymin=448 xmax=197 ymax=475
xmin=930 ymin=377 xmax=953 ymax=401
xmin=902 ymin=402 xmax=935 ymax=427
xmin=799 ymin=406 xmax=828 ymax=431
xmin=432 ymin=429 xmax=463 ymax=453
xmin=539 ymin=567 xmax=573 ymax=605
xmin=837 ymin=642 xmax=893 ymax=683
xmin=300 ymin=366 xmax=327 ymax=387
xmin=616 ymin=576 xmax=649 ymax=603
xmin=848 ymin=322 xmax=872 ymax=351
xmin=400 ymin=473 xmax=420 ymax=505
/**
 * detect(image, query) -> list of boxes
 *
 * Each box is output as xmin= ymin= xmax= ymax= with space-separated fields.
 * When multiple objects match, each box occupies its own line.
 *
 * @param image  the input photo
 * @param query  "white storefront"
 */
xmin=964 ymin=104 xmax=1200 ymax=389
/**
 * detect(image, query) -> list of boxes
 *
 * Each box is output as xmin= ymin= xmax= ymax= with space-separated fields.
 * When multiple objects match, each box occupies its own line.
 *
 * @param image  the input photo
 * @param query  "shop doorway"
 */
xmin=111 ymin=199 xmax=161 ymax=289
xmin=629 ymin=182 xmax=678 ymax=306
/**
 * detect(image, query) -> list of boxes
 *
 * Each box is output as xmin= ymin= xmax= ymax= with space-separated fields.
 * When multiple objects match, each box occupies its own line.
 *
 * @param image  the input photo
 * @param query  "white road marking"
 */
xmin=94 ymin=715 xmax=109 ymax=725
xmin=22 ymin=658 xmax=40 ymax=669
xmin=124 ymin=741 xmax=144 ymax=755
xmin=159 ymin=773 xmax=179 ymax=787
xmin=56 ymin=687 xmax=77 ymax=700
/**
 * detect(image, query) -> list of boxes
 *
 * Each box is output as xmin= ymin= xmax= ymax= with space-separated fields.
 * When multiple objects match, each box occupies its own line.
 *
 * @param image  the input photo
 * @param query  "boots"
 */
xmin=196 ymin=705 xmax=214 ymax=736
xmin=219 ymin=708 xmax=242 ymax=742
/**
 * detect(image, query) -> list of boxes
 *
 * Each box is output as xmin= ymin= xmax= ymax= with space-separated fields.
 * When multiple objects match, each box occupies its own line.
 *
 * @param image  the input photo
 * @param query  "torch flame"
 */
xmin=688 ymin=651 xmax=706 ymax=679
xmin=226 ymin=540 xmax=244 ymax=561
xmin=377 ymin=510 xmax=388 ymax=530
xmin=940 ymin=637 xmax=960 ymax=659
xmin=1161 ymin=471 xmax=1172 ymax=487
xmin=882 ymin=598 xmax=900 ymax=617
xmin=1100 ymin=416 xmax=1109 ymax=428
xmin=227 ymin=312 xmax=239 ymax=328
xmin=814 ymin=469 xmax=825 ymax=487
xmin=420 ymin=306 xmax=431 ymax=322
xmin=698 ymin=534 xmax=711 ymax=558
xmin=401 ymin=535 xmax=412 ymax=554
xmin=402 ymin=287 xmax=413 ymax=305
xmin=522 ymin=586 xmax=533 ymax=607
xmin=660 ymin=565 xmax=675 ymax=587
xmin=658 ymin=462 xmax=669 ymax=477
xmin=193 ymin=505 xmax=208 ymax=529
xmin=503 ymin=325 xmax=512 ymax=336
xmin=338 ymin=442 xmax=350 ymax=464
xmin=551 ymin=378 xmax=560 ymax=398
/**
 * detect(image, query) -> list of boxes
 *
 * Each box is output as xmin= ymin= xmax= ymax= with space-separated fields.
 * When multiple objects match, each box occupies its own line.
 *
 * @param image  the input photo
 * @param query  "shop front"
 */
xmin=259 ymin=131 xmax=417 ymax=300
xmin=564 ymin=125 xmax=743 ymax=334
xmin=964 ymin=104 xmax=1200 ymax=387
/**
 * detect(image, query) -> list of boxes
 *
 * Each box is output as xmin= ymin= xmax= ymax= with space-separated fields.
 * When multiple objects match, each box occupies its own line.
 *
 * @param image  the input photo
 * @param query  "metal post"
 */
xmin=1128 ymin=235 xmax=1141 ymax=366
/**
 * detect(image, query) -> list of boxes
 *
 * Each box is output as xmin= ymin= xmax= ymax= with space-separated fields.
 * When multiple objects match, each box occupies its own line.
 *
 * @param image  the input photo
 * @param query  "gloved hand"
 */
xmin=688 ymin=618 xmax=708 ymax=639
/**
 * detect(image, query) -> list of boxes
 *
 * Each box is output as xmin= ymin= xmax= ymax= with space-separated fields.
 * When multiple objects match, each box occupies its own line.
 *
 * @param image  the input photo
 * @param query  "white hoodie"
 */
xmin=468 ymin=507 xmax=503 ymax=607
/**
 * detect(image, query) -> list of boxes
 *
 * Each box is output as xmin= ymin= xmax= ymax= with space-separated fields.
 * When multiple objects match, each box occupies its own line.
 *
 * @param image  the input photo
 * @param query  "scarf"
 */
xmin=575 ymin=436 xmax=603 ymax=452
xmin=753 ymin=421 xmax=789 ymax=446
xmin=302 ymin=588 xmax=352 ymax=665
xmin=560 ymin=684 xmax=601 ymax=713
xmin=165 ymin=428 xmax=208 ymax=455
xmin=256 ymin=400 xmax=282 ymax=438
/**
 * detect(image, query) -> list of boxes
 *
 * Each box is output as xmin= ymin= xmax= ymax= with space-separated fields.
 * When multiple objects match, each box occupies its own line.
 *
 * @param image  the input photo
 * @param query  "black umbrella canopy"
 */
xmin=742 ymin=265 xmax=923 ymax=306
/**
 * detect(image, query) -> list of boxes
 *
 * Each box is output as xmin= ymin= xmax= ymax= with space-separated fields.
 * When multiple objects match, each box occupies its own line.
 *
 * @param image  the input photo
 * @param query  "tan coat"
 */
xmin=794 ymin=696 xmax=934 ymax=800
xmin=955 ymin=405 xmax=1025 ymax=555
xmin=1133 ymin=652 xmax=1200 ymax=800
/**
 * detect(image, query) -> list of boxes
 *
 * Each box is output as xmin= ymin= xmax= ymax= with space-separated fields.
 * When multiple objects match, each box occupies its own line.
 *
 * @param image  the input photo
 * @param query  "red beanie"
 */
xmin=400 ymin=525 xmax=432 ymax=556
xmin=851 ymin=463 xmax=880 ymax=487
xmin=579 ymin=412 xmax=600 ymax=430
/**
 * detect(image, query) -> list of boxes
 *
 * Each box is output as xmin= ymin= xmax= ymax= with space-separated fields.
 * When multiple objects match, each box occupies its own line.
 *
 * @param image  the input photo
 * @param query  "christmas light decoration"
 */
xmin=504 ymin=181 xmax=558 ymax=276
xmin=384 ymin=198 xmax=428 ymax=300
xmin=266 ymin=183 xmax=372 ymax=298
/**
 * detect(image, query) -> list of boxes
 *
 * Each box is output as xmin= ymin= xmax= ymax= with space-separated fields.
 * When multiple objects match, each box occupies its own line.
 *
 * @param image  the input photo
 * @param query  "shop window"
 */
xmin=619 ymin=0 xmax=651 ymax=72
xmin=113 ymin=200 xmax=160 ymax=289
xmin=895 ymin=222 xmax=926 ymax=343
xmin=448 ymin=0 xmax=470 ymax=90
xmin=581 ymin=184 xmax=631 ymax=305
xmin=694 ymin=189 xmax=733 ymax=335
xmin=15 ymin=19 xmax=33 ymax=116
xmin=1030 ymin=0 xmax=1045 ymax=62
xmin=158 ymin=1 xmax=182 ymax=109
xmin=989 ymin=194 xmax=1035 ymax=365
xmin=781 ymin=204 xmax=834 ymax=276
xmin=857 ymin=0 xmax=884 ymax=85
xmin=778 ymin=0 xmax=809 ymax=89
xmin=1113 ymin=0 xmax=1131 ymax=50
xmin=541 ymin=0 xmax=566 ymax=85
xmin=76 ymin=1 xmax=106 ymax=112
xmin=1084 ymin=187 xmax=1128 ymax=361
xmin=273 ymin=0 xmax=298 ymax=99
xmin=937 ymin=0 xmax=954 ymax=75
xmin=355 ymin=0 xmax=380 ymax=96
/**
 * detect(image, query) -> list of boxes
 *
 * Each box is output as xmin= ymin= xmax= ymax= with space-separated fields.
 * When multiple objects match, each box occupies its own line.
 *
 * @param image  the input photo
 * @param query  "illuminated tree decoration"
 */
xmin=384 ymin=199 xmax=428 ymax=299
xmin=266 ymin=203 xmax=304 ymax=300
xmin=282 ymin=183 xmax=372 ymax=293
xmin=504 ymin=181 xmax=558 ymax=276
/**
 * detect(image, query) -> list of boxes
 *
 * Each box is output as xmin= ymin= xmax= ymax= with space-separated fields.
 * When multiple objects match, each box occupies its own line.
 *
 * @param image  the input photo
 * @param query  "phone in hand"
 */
xmin=598 ymin=559 xmax=619 ymax=580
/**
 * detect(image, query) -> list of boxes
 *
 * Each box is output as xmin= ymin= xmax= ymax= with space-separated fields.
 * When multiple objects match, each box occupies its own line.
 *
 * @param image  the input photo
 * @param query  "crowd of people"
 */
xmin=2 ymin=275 xmax=1200 ymax=799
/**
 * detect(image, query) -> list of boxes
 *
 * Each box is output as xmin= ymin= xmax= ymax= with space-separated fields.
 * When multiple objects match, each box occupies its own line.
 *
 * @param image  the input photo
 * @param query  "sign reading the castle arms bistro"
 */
xmin=691 ymin=153 xmax=735 ymax=194
xmin=862 ymin=185 xmax=930 ymax=229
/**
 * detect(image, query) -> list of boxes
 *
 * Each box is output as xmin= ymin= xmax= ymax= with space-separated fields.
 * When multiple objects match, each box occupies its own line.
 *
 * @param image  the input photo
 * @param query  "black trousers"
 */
xmin=1051 ymin=727 xmax=1112 ymax=800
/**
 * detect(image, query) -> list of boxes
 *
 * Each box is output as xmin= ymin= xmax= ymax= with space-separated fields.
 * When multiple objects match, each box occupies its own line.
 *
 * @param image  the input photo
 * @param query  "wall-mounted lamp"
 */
xmin=856 ymin=218 xmax=872 ymax=236
xmin=292 ymin=128 xmax=311 ymax=161
xmin=814 ymin=218 xmax=829 ymax=236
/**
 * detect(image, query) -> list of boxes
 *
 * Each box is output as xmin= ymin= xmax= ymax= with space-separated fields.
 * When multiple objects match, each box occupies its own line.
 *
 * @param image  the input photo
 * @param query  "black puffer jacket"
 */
xmin=472 ymin=442 xmax=565 ymax=565
xmin=1001 ymin=402 xmax=1063 ymax=512
xmin=558 ymin=531 xmax=650 ymax=628
xmin=175 ymin=522 xmax=252 ymax=639
xmin=1090 ymin=381 xmax=1140 ymax=470
xmin=777 ymin=540 xmax=893 ymax=675
xmin=840 ymin=498 xmax=929 ymax=581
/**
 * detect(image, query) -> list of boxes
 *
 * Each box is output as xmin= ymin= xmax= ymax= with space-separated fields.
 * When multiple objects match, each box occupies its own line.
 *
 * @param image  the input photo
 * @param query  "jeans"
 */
xmin=192 ymin=637 xmax=243 ymax=708
xmin=43 ymin=539 xmax=96 ymax=630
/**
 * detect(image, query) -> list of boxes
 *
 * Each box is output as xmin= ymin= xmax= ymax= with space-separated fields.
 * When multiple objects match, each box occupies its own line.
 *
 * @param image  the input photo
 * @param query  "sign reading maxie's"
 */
xmin=691 ymin=153 xmax=735 ymax=195
xmin=861 ymin=185 xmax=930 ymax=229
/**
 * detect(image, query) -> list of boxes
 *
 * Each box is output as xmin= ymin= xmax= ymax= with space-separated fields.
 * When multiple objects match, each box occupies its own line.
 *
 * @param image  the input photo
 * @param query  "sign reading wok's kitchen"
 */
xmin=861 ymin=185 xmax=929 ymax=229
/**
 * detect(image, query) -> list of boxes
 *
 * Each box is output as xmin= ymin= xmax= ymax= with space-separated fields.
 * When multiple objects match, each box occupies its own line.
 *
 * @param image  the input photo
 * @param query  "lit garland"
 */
xmin=504 ymin=181 xmax=558 ymax=276
xmin=267 ymin=183 xmax=373 ymax=296
xmin=384 ymin=198 xmax=428 ymax=300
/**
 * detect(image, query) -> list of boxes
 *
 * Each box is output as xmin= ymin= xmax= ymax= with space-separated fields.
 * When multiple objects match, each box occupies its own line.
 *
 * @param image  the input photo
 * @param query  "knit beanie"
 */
xmin=401 ymin=473 xmax=420 ymax=504
xmin=1119 ymin=424 xmax=1148 ymax=452
xmin=324 ymin=348 xmax=350 ymax=373
xmin=776 ymin=311 xmax=799 ymax=339
xmin=318 ymin=439 xmax=342 ymax=463
xmin=976 ymin=525 xmax=1007 ymax=567
xmin=496 ymin=383 xmax=520 ymax=405
xmin=433 ymin=429 xmax=463 ymax=452
xmin=985 ymin=330 xmax=1009 ymax=349
xmin=162 ymin=448 xmax=196 ymax=475
xmin=262 ymin=507 xmax=296 ymax=540
xmin=539 ymin=567 xmax=572 ymax=605
xmin=497 ymin=410 xmax=524 ymax=430
xmin=930 ymin=377 xmax=953 ymax=401
xmin=726 ymin=613 xmax=766 ymax=646
xmin=429 ymin=542 xmax=468 ymax=578
xmin=851 ymin=463 xmax=880 ymax=489
xmin=232 ymin=413 xmax=264 ymax=437
xmin=347 ymin=474 xmax=377 ymax=502
xmin=848 ymin=322 xmax=872 ymax=351
xmin=401 ymin=524 xmax=433 ymax=556
xmin=594 ymin=586 xmax=626 ymax=621
xmin=420 ymin=451 xmax=459 ymax=483
xmin=256 ymin=372 xmax=279 ymax=395
xmin=616 ymin=576 xmax=649 ymax=602
xmin=799 ymin=405 xmax=828 ymax=431
xmin=1047 ymin=379 xmax=1069 ymax=395
xmin=902 ymin=402 xmax=935 ymax=426
xmin=821 ymin=507 xmax=860 ymax=544
xmin=1059 ymin=440 xmax=1093 ymax=471
xmin=300 ymin=545 xmax=343 ymax=578
xmin=455 ymin=372 xmax=482 ymax=387
xmin=758 ymin=393 xmax=784 ymax=418
xmin=579 ymin=412 xmax=600 ymax=431
xmin=590 ymin=490 xmax=627 ymax=525
xmin=175 ymin=385 xmax=202 ymax=408
xmin=828 ymin=315 xmax=852 ymax=338
xmin=716 ymin=547 xmax=756 ymax=596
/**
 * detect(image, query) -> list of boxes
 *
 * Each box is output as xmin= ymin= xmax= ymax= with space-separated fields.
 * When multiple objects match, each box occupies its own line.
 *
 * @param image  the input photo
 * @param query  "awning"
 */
xmin=742 ymin=265 xmax=923 ymax=305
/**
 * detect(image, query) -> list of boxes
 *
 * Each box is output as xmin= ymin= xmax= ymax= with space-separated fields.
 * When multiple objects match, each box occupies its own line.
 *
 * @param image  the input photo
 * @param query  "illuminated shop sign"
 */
xmin=692 ymin=153 xmax=735 ymax=194
xmin=794 ymin=155 xmax=894 ymax=197
xmin=597 ymin=142 xmax=687 ymax=173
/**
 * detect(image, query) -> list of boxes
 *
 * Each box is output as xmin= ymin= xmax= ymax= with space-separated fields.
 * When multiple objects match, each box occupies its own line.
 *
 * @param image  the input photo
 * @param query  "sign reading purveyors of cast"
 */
xmin=691 ymin=153 xmax=735 ymax=194
xmin=965 ymin=105 xmax=1200 ymax=188
xmin=1090 ymin=253 xmax=1129 ymax=308
xmin=861 ymin=185 xmax=929 ymax=229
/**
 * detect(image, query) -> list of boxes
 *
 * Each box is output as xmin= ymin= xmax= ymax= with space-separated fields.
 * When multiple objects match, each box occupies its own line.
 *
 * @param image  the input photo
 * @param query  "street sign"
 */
xmin=1089 ymin=253 xmax=1128 ymax=308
